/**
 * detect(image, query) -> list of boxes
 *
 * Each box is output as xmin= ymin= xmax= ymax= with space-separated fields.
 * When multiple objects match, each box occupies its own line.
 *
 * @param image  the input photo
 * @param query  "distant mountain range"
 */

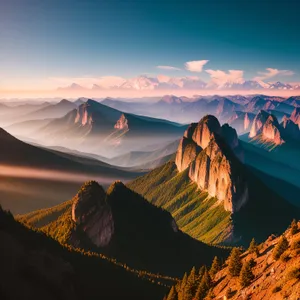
xmin=100 ymin=94 xmax=300 ymax=125
xmin=30 ymin=99 xmax=186 ymax=156
xmin=56 ymin=76 xmax=300 ymax=91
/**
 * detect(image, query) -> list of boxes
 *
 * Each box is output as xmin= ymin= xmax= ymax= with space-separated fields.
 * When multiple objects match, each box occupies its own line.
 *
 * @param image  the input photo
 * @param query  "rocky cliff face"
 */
xmin=261 ymin=115 xmax=285 ymax=145
xmin=114 ymin=114 xmax=129 ymax=130
xmin=175 ymin=115 xmax=248 ymax=213
xmin=290 ymin=107 xmax=300 ymax=127
xmin=72 ymin=181 xmax=114 ymax=247
xmin=74 ymin=102 xmax=93 ymax=126
xmin=249 ymin=110 xmax=300 ymax=144
xmin=71 ymin=180 xmax=180 ymax=250
xmin=249 ymin=110 xmax=270 ymax=138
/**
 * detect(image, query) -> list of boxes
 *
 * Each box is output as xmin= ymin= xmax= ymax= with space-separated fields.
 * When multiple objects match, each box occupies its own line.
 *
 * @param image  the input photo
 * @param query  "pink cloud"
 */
xmin=253 ymin=68 xmax=294 ymax=81
xmin=185 ymin=60 xmax=209 ymax=72
xmin=205 ymin=69 xmax=244 ymax=87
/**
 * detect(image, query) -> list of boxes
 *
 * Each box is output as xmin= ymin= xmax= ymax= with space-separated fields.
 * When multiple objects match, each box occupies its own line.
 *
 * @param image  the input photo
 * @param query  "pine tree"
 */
xmin=249 ymin=257 xmax=256 ymax=268
xmin=194 ymin=270 xmax=212 ymax=300
xmin=167 ymin=286 xmax=178 ymax=300
xmin=248 ymin=238 xmax=259 ymax=256
xmin=184 ymin=267 xmax=198 ymax=300
xmin=228 ymin=247 xmax=242 ymax=277
xmin=291 ymin=219 xmax=298 ymax=235
xmin=209 ymin=256 xmax=220 ymax=278
xmin=239 ymin=260 xmax=255 ymax=288
xmin=177 ymin=272 xmax=188 ymax=300
xmin=273 ymin=235 xmax=289 ymax=260
xmin=198 ymin=266 xmax=206 ymax=278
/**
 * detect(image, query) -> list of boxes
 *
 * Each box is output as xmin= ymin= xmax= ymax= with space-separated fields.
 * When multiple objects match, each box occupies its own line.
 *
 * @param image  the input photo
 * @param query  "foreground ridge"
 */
xmin=164 ymin=220 xmax=300 ymax=300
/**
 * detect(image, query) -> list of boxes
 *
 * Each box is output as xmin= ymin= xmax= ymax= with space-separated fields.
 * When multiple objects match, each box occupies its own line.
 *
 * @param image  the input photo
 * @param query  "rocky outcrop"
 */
xmin=249 ymin=110 xmax=269 ymax=138
xmin=191 ymin=115 xmax=221 ymax=149
xmin=176 ymin=115 xmax=248 ymax=213
xmin=290 ymin=107 xmax=300 ymax=127
xmin=261 ymin=115 xmax=285 ymax=145
xmin=114 ymin=114 xmax=129 ymax=130
xmin=74 ymin=102 xmax=93 ymax=126
xmin=71 ymin=180 xmax=181 ymax=250
xmin=72 ymin=181 xmax=114 ymax=247
xmin=249 ymin=110 xmax=300 ymax=144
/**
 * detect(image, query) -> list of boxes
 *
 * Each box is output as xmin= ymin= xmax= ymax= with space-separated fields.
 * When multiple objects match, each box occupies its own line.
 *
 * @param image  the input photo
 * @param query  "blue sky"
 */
xmin=1 ymin=0 xmax=300 ymax=90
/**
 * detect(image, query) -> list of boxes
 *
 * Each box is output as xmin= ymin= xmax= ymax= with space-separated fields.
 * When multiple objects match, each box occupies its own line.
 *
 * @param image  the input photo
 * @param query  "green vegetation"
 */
xmin=17 ymin=199 xmax=72 ymax=228
xmin=194 ymin=270 xmax=212 ymax=300
xmin=239 ymin=260 xmax=254 ymax=287
xmin=19 ymin=180 xmax=230 ymax=277
xmin=163 ymin=265 xmax=215 ymax=300
xmin=290 ymin=219 xmax=299 ymax=235
xmin=248 ymin=238 xmax=259 ymax=256
xmin=228 ymin=248 xmax=242 ymax=277
xmin=209 ymin=256 xmax=220 ymax=278
xmin=128 ymin=162 xmax=231 ymax=244
xmin=273 ymin=235 xmax=289 ymax=260
xmin=0 ymin=205 xmax=170 ymax=300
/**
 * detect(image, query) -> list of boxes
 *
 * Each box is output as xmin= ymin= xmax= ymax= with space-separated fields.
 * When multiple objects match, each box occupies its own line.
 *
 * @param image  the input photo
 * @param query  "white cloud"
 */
xmin=49 ymin=76 xmax=126 ymax=89
xmin=253 ymin=68 xmax=294 ymax=81
xmin=205 ymin=69 xmax=244 ymax=87
xmin=156 ymin=65 xmax=181 ymax=71
xmin=185 ymin=60 xmax=209 ymax=72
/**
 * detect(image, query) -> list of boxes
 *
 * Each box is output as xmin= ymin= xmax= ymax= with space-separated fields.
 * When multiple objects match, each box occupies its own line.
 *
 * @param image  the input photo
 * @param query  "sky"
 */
xmin=1 ymin=0 xmax=300 ymax=94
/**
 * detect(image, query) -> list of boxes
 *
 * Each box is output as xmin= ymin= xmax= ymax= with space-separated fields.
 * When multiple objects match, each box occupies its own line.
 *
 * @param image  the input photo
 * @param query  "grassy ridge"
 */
xmin=128 ymin=161 xmax=231 ymax=244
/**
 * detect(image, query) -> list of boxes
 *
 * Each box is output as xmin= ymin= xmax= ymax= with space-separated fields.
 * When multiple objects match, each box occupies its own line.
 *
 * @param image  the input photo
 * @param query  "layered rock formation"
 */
xmin=261 ymin=115 xmax=284 ymax=145
xmin=249 ymin=110 xmax=300 ymax=145
xmin=175 ymin=115 xmax=248 ymax=213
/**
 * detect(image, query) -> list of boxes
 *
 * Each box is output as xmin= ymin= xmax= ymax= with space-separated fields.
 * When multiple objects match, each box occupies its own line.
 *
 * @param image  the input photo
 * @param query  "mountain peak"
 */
xmin=58 ymin=99 xmax=72 ymax=105
xmin=176 ymin=115 xmax=247 ymax=213
xmin=107 ymin=180 xmax=126 ymax=195
xmin=159 ymin=95 xmax=183 ymax=104
xmin=0 ymin=127 xmax=18 ymax=142
xmin=192 ymin=115 xmax=221 ymax=149
xmin=72 ymin=181 xmax=106 ymax=224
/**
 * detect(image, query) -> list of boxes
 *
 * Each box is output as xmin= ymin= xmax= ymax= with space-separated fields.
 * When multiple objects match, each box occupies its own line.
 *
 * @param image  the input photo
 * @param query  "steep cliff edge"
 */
xmin=249 ymin=110 xmax=300 ymax=146
xmin=175 ymin=115 xmax=248 ymax=213
xmin=290 ymin=107 xmax=300 ymax=127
